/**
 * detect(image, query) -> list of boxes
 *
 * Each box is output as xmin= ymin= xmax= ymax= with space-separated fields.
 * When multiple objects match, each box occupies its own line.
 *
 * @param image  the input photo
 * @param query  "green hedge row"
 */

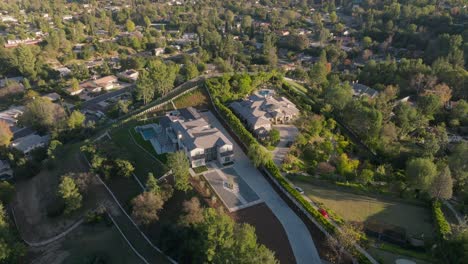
xmin=433 ymin=201 xmax=452 ymax=240
xmin=264 ymin=159 xmax=338 ymax=232
xmin=212 ymin=98 xmax=257 ymax=146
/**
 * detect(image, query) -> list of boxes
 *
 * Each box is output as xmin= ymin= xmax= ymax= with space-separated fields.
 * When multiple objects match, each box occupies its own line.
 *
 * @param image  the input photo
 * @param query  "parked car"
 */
xmin=294 ymin=186 xmax=304 ymax=194
xmin=319 ymin=208 xmax=329 ymax=218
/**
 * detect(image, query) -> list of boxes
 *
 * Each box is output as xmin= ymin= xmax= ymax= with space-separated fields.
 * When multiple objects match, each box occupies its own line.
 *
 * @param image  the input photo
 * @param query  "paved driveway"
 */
xmin=201 ymin=112 xmax=321 ymax=264
xmin=272 ymin=125 xmax=299 ymax=166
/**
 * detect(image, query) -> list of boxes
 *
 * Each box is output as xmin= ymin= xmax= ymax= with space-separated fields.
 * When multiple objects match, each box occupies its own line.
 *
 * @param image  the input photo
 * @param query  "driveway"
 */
xmin=271 ymin=125 xmax=299 ymax=166
xmin=201 ymin=112 xmax=321 ymax=264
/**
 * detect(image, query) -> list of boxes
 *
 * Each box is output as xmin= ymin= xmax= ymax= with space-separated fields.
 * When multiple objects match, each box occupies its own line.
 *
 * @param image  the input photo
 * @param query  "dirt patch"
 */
xmin=231 ymin=203 xmax=296 ymax=264
xmin=12 ymin=145 xmax=108 ymax=242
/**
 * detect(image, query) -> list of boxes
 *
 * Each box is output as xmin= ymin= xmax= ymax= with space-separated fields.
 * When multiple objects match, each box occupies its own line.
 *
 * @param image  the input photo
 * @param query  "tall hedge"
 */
xmin=433 ymin=201 xmax=452 ymax=240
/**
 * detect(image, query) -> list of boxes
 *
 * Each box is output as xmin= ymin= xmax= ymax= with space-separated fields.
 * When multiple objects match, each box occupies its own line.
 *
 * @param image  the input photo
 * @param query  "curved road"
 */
xmin=201 ymin=112 xmax=321 ymax=264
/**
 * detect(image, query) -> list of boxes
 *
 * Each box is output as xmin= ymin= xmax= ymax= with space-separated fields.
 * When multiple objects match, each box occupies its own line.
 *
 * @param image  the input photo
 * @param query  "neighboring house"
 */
xmin=66 ymin=86 xmax=84 ymax=96
xmin=0 ymin=106 xmax=25 ymax=127
xmin=139 ymin=108 xmax=234 ymax=168
xmin=11 ymin=134 xmax=50 ymax=154
xmin=55 ymin=67 xmax=72 ymax=77
xmin=93 ymin=75 xmax=119 ymax=91
xmin=118 ymin=69 xmax=139 ymax=82
xmin=0 ymin=76 xmax=24 ymax=87
xmin=230 ymin=89 xmax=299 ymax=137
xmin=0 ymin=160 xmax=13 ymax=180
xmin=41 ymin=92 xmax=61 ymax=102
xmin=352 ymin=82 xmax=379 ymax=98
xmin=75 ymin=75 xmax=119 ymax=94
xmin=154 ymin=47 xmax=165 ymax=56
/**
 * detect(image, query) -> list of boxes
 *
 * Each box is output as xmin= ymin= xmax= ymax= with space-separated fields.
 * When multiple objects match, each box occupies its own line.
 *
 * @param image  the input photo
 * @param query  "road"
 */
xmin=201 ymin=111 xmax=322 ymax=264
xmin=81 ymin=84 xmax=134 ymax=110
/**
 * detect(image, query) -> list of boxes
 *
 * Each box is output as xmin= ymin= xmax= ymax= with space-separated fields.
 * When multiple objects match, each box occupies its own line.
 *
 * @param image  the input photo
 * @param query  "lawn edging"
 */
xmin=205 ymin=79 xmax=377 ymax=264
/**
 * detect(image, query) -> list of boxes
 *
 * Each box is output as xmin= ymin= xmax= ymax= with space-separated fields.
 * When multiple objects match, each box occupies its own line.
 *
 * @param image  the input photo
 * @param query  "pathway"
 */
xmin=201 ymin=111 xmax=322 ymax=264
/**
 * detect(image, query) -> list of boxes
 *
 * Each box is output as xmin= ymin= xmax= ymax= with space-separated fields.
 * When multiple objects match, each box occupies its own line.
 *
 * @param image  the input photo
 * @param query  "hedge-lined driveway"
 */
xmin=201 ymin=111 xmax=321 ymax=264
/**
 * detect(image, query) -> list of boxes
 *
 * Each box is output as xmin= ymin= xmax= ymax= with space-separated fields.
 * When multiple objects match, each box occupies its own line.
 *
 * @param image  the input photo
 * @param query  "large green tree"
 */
xmin=167 ymin=151 xmax=191 ymax=192
xmin=406 ymin=158 xmax=437 ymax=191
xmin=20 ymin=97 xmax=66 ymax=132
xmin=58 ymin=176 xmax=82 ymax=214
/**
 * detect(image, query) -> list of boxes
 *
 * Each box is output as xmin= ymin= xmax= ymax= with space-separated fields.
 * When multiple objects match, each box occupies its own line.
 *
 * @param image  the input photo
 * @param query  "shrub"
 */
xmin=433 ymin=201 xmax=452 ymax=240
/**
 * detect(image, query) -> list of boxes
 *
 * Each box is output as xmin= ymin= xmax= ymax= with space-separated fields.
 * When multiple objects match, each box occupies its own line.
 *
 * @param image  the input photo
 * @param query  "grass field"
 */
xmin=292 ymin=181 xmax=434 ymax=238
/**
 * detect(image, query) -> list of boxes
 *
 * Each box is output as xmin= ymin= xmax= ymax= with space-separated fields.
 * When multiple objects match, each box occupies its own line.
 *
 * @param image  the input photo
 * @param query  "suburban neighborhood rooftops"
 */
xmin=352 ymin=83 xmax=379 ymax=98
xmin=11 ymin=133 xmax=50 ymax=154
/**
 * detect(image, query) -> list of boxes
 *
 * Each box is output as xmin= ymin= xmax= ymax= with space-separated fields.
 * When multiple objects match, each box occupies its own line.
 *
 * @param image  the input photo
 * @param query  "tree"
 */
xmin=70 ymin=78 xmax=80 ymax=91
xmin=269 ymin=129 xmax=280 ymax=146
xmin=58 ymin=176 xmax=82 ymax=214
xmin=429 ymin=166 xmax=453 ymax=200
xmin=448 ymin=142 xmax=468 ymax=192
xmin=326 ymin=224 xmax=361 ymax=263
xmin=67 ymin=110 xmax=85 ymax=129
xmin=20 ymin=97 xmax=66 ymax=132
xmin=131 ymin=192 xmax=164 ymax=225
xmin=0 ymin=203 xmax=25 ymax=262
xmin=179 ymin=197 xmax=204 ymax=226
xmin=406 ymin=158 xmax=437 ymax=191
xmin=197 ymin=208 xmax=277 ymax=264
xmin=167 ymin=151 xmax=191 ymax=192
xmin=0 ymin=121 xmax=12 ymax=147
xmin=418 ymin=94 xmax=442 ymax=118
xmin=362 ymin=36 xmax=372 ymax=49
xmin=0 ymin=182 xmax=14 ymax=204
xmin=146 ymin=172 xmax=160 ymax=194
xmin=323 ymin=82 xmax=353 ymax=111
xmin=248 ymin=144 xmax=272 ymax=167
xmin=357 ymin=169 xmax=374 ymax=184
xmin=336 ymin=153 xmax=359 ymax=177
xmin=135 ymin=69 xmax=154 ymax=104
xmin=126 ymin=19 xmax=136 ymax=32
xmin=114 ymin=159 xmax=134 ymax=178
xmin=184 ymin=61 xmax=199 ymax=80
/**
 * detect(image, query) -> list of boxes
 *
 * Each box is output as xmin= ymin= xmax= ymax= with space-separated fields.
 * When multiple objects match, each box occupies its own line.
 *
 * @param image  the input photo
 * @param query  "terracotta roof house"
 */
xmin=230 ymin=89 xmax=299 ymax=137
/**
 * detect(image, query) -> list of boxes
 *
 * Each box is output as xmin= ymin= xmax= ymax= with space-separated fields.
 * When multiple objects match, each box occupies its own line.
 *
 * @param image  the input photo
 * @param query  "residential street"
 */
xmin=201 ymin=112 xmax=321 ymax=264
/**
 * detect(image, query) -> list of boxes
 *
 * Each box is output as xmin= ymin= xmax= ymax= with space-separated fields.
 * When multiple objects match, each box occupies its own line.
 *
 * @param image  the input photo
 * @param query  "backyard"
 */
xmin=291 ymin=180 xmax=434 ymax=239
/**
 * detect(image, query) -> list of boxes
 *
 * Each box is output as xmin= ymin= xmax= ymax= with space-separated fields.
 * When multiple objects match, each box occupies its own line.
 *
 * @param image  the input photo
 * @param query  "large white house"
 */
xmin=138 ymin=108 xmax=234 ymax=168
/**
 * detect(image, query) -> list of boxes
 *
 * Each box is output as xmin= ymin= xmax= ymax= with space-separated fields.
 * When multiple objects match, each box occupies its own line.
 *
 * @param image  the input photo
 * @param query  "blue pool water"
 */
xmin=259 ymin=90 xmax=270 ymax=96
xmin=141 ymin=128 xmax=157 ymax=140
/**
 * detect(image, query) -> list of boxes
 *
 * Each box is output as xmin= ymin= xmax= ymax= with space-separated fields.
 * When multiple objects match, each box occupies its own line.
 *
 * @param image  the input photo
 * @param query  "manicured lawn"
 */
xmin=109 ymin=120 xmax=168 ymax=184
xmin=292 ymin=181 xmax=434 ymax=238
xmin=284 ymin=79 xmax=308 ymax=93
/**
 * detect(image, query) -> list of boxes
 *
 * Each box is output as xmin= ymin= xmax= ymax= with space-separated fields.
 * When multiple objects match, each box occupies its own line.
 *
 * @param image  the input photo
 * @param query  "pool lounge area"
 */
xmin=135 ymin=124 xmax=175 ymax=154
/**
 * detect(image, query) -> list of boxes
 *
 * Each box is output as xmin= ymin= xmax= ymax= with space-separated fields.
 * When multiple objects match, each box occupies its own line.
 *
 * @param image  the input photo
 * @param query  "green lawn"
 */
xmin=284 ymin=79 xmax=308 ymax=93
xmin=292 ymin=181 xmax=434 ymax=238
xmin=109 ymin=120 xmax=168 ymax=184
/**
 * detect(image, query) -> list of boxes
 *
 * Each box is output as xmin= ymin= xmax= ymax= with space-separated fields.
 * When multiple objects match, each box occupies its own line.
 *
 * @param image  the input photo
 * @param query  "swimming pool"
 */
xmin=141 ymin=128 xmax=157 ymax=140
xmin=258 ymin=90 xmax=270 ymax=96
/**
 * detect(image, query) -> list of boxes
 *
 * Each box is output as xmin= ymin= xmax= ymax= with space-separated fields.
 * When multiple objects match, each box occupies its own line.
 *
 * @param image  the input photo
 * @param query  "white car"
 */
xmin=295 ymin=186 xmax=304 ymax=194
